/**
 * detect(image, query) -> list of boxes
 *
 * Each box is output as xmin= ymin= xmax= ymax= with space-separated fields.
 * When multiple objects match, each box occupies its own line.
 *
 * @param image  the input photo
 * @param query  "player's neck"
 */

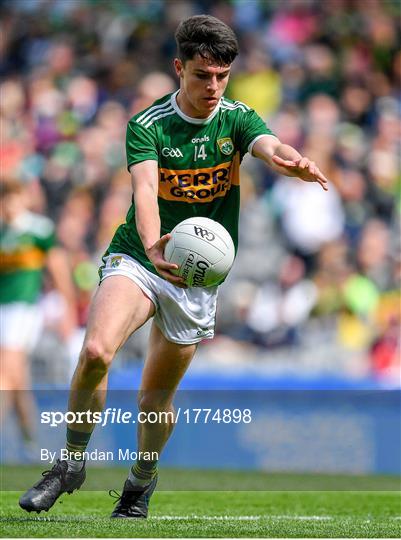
xmin=176 ymin=90 xmax=217 ymax=119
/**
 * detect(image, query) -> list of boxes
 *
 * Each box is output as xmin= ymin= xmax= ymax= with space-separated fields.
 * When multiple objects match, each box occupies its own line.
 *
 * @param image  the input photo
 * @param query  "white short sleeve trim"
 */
xmin=248 ymin=134 xmax=280 ymax=155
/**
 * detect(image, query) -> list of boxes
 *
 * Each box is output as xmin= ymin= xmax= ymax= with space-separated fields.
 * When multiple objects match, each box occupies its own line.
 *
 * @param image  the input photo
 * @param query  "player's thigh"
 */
xmin=0 ymin=348 xmax=29 ymax=390
xmin=83 ymin=275 xmax=155 ymax=356
xmin=139 ymin=321 xmax=197 ymax=402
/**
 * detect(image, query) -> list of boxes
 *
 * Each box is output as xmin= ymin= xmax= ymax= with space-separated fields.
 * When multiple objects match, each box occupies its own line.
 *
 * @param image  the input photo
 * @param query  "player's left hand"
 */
xmin=272 ymin=155 xmax=329 ymax=191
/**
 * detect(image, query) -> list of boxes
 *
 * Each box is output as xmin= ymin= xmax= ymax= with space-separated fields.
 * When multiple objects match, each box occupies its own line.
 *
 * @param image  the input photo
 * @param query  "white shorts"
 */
xmin=0 ymin=302 xmax=43 ymax=352
xmin=99 ymin=253 xmax=218 ymax=345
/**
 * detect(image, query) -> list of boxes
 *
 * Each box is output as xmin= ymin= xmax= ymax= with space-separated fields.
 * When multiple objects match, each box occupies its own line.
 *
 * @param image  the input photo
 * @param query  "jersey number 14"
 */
xmin=194 ymin=144 xmax=207 ymax=161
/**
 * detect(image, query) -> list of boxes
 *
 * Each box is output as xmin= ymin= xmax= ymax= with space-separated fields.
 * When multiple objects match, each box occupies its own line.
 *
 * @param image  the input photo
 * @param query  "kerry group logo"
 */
xmin=158 ymin=160 xmax=238 ymax=204
xmin=217 ymin=137 xmax=234 ymax=156
xmin=158 ymin=153 xmax=240 ymax=204
xmin=162 ymin=147 xmax=183 ymax=158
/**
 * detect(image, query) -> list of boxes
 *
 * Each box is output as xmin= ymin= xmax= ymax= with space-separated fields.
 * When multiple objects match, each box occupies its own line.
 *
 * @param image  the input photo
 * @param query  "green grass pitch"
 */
xmin=1 ymin=466 xmax=400 ymax=538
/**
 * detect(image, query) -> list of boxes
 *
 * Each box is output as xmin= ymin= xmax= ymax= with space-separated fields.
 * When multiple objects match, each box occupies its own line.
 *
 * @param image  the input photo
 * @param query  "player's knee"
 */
xmin=80 ymin=340 xmax=114 ymax=373
xmin=137 ymin=394 xmax=173 ymax=416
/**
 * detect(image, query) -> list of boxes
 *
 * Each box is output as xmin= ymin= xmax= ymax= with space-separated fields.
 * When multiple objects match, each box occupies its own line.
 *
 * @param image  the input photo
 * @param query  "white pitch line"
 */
xmin=152 ymin=516 xmax=260 ymax=521
xmin=151 ymin=515 xmax=332 ymax=521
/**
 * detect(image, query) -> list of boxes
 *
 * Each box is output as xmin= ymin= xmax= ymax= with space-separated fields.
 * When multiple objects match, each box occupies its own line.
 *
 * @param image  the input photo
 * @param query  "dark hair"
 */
xmin=175 ymin=15 xmax=239 ymax=66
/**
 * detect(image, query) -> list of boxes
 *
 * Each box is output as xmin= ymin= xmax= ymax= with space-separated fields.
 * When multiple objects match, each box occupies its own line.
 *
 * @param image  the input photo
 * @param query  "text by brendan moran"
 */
xmin=41 ymin=449 xmax=159 ymax=463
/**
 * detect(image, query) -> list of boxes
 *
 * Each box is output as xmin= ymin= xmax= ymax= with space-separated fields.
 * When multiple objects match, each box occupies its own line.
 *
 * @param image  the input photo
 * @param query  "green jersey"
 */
xmin=109 ymin=91 xmax=274 ymax=274
xmin=0 ymin=211 xmax=56 ymax=304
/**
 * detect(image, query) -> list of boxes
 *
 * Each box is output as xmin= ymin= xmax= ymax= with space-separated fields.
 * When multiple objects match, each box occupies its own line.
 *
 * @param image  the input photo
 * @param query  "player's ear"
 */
xmin=174 ymin=58 xmax=184 ymax=78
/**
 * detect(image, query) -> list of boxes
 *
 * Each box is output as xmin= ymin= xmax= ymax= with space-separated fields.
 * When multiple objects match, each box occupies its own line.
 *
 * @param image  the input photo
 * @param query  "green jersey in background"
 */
xmin=0 ymin=212 xmax=55 ymax=304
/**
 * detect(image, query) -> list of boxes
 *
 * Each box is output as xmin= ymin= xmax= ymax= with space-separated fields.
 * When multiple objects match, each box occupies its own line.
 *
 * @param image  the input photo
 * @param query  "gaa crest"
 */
xmin=217 ymin=137 xmax=234 ymax=155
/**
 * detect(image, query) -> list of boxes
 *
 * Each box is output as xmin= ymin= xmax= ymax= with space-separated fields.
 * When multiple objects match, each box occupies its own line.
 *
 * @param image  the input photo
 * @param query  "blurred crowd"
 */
xmin=1 ymin=0 xmax=400 ymax=384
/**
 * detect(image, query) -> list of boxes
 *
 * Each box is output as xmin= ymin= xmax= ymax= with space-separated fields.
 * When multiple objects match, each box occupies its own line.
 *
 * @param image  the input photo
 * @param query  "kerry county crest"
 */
xmin=217 ymin=137 xmax=234 ymax=156
xmin=110 ymin=255 xmax=122 ymax=268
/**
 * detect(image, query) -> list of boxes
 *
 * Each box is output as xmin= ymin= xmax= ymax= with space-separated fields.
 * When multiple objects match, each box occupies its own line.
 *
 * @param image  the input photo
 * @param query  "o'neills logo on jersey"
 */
xmin=158 ymin=158 xmax=239 ymax=204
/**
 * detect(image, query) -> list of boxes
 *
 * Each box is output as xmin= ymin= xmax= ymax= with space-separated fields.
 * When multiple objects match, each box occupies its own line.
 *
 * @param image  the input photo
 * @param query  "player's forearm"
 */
xmin=134 ymin=190 xmax=161 ymax=252
xmin=253 ymin=137 xmax=303 ymax=177
xmin=269 ymin=143 xmax=302 ymax=177
xmin=274 ymin=143 xmax=302 ymax=162
xmin=130 ymin=160 xmax=161 ymax=253
xmin=46 ymin=247 xmax=76 ymax=304
xmin=46 ymin=247 xmax=78 ymax=339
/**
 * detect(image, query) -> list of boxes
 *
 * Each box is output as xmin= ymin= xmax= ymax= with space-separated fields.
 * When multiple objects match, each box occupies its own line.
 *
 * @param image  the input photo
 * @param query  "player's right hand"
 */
xmin=145 ymin=234 xmax=188 ymax=288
